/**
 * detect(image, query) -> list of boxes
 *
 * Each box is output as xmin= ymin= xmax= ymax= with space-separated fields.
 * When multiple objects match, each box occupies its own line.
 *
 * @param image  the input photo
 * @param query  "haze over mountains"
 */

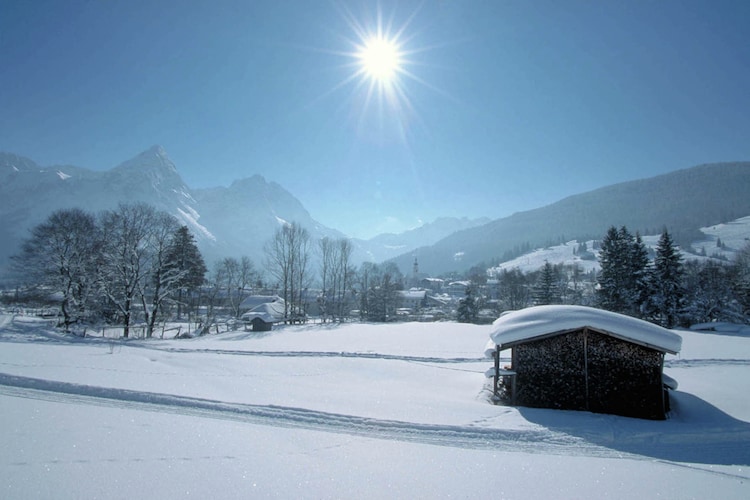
xmin=1 ymin=146 xmax=749 ymax=277
xmin=0 ymin=146 xmax=488 ymax=274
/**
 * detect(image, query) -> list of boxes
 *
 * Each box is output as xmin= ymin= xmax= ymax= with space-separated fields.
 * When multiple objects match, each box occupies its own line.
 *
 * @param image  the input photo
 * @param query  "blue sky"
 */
xmin=2 ymin=0 xmax=749 ymax=239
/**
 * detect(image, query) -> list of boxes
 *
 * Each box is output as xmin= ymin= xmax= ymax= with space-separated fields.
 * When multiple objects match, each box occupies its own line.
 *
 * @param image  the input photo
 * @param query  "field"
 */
xmin=1 ymin=314 xmax=749 ymax=499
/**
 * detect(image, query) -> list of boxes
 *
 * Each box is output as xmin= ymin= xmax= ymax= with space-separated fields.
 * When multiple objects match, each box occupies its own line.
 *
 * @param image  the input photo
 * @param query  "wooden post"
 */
xmin=493 ymin=345 xmax=500 ymax=397
xmin=583 ymin=327 xmax=590 ymax=412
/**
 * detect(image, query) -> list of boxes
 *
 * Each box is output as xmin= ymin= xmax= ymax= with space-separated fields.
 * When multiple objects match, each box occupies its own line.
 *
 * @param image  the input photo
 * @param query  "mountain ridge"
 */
xmin=0 ymin=147 xmax=488 ymax=274
xmin=1 ymin=148 xmax=748 ymax=278
xmin=388 ymin=162 xmax=750 ymax=275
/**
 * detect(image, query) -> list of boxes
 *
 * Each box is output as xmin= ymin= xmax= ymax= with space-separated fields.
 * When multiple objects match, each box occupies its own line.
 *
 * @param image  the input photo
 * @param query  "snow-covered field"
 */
xmin=1 ymin=315 xmax=749 ymax=499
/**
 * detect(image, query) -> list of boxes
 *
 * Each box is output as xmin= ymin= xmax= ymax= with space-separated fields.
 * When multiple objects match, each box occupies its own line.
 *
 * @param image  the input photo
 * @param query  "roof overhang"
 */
xmin=489 ymin=305 xmax=682 ymax=355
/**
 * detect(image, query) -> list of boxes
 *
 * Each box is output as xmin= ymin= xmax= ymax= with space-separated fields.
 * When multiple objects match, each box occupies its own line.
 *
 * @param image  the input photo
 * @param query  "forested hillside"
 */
xmin=392 ymin=162 xmax=750 ymax=275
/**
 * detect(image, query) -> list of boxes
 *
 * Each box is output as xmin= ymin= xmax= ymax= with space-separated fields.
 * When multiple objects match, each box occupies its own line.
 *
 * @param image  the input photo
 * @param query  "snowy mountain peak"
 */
xmin=0 ymin=152 xmax=39 ymax=174
xmin=111 ymin=146 xmax=185 ymax=194
xmin=115 ymin=145 xmax=177 ymax=172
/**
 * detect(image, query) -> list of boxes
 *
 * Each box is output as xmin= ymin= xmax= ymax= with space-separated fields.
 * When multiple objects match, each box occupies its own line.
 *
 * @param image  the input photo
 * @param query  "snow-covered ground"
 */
xmin=1 ymin=315 xmax=749 ymax=499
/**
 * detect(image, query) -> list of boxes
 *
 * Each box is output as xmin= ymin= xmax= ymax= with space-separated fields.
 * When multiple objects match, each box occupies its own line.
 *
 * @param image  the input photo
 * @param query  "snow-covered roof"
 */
xmin=240 ymin=300 xmax=286 ymax=324
xmin=489 ymin=305 xmax=682 ymax=354
xmin=239 ymin=295 xmax=283 ymax=311
xmin=399 ymin=289 xmax=426 ymax=300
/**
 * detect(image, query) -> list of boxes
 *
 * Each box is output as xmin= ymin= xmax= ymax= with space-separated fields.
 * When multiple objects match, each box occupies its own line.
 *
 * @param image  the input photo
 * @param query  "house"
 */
xmin=419 ymin=277 xmax=445 ymax=293
xmin=239 ymin=296 xmax=286 ymax=331
xmin=486 ymin=305 xmax=682 ymax=420
xmin=445 ymin=281 xmax=471 ymax=300
xmin=398 ymin=289 xmax=427 ymax=310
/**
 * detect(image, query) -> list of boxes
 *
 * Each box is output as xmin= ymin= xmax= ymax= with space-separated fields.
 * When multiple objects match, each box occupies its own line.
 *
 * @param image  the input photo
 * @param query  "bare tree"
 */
xmin=138 ymin=211 xmax=182 ymax=338
xmin=12 ymin=208 xmax=101 ymax=331
xmin=98 ymin=203 xmax=160 ymax=338
xmin=237 ymin=256 xmax=258 ymax=313
xmin=264 ymin=222 xmax=311 ymax=321
xmin=318 ymin=237 xmax=334 ymax=322
xmin=216 ymin=257 xmax=240 ymax=317
xmin=358 ymin=262 xmax=403 ymax=322
xmin=331 ymin=238 xmax=354 ymax=320
xmin=213 ymin=256 xmax=258 ymax=317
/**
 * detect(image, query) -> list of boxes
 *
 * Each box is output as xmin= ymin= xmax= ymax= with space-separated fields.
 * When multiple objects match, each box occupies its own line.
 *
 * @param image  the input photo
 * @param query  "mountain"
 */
xmin=0 ymin=147 xmax=345 ymax=274
xmin=389 ymin=162 xmax=750 ymax=275
xmin=0 ymin=147 xmax=476 ymax=276
xmin=351 ymin=216 xmax=491 ymax=264
xmin=2 ymin=149 xmax=749 ymax=280
xmin=190 ymin=175 xmax=348 ymax=265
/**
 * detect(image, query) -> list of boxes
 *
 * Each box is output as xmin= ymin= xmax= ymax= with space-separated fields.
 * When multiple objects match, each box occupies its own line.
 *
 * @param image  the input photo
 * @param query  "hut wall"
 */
xmin=510 ymin=328 xmax=667 ymax=419
xmin=586 ymin=330 xmax=665 ymax=419
xmin=251 ymin=318 xmax=272 ymax=332
xmin=514 ymin=331 xmax=588 ymax=411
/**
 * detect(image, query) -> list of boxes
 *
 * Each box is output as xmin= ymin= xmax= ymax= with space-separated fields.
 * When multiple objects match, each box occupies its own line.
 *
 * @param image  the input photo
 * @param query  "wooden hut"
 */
xmin=487 ymin=305 xmax=682 ymax=420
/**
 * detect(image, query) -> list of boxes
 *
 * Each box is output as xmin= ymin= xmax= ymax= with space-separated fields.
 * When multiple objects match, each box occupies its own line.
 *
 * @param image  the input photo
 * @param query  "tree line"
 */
xmin=470 ymin=226 xmax=750 ymax=327
xmin=12 ymin=204 xmax=207 ymax=337
xmin=9 ymin=205 xmax=750 ymax=334
xmin=596 ymin=226 xmax=750 ymax=327
xmin=8 ymin=205 xmax=408 ymax=336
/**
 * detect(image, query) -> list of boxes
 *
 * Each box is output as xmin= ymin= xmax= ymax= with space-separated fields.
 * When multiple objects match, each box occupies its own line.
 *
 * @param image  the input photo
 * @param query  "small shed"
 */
xmin=486 ymin=305 xmax=682 ymax=420
xmin=240 ymin=297 xmax=286 ymax=332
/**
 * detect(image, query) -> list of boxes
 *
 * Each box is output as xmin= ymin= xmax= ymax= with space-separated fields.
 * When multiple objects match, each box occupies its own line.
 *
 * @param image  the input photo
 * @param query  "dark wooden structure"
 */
xmin=488 ymin=306 xmax=682 ymax=420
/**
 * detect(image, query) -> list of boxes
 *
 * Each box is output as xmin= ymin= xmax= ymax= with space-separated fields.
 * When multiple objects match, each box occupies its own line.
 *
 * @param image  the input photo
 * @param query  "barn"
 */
xmin=486 ymin=305 xmax=682 ymax=420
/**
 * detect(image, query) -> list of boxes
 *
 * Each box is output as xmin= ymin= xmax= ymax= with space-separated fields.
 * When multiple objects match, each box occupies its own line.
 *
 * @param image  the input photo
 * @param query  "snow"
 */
xmin=693 ymin=216 xmax=750 ymax=259
xmin=239 ymin=300 xmax=286 ymax=323
xmin=490 ymin=240 xmax=600 ymax=274
xmin=275 ymin=215 xmax=290 ymax=226
xmin=489 ymin=305 xmax=683 ymax=354
xmin=175 ymin=206 xmax=216 ymax=241
xmin=691 ymin=322 xmax=750 ymax=336
xmin=1 ymin=315 xmax=749 ymax=499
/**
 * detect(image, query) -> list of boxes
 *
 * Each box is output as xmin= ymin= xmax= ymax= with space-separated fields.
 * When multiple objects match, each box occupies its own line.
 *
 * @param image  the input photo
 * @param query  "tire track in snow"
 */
xmin=0 ymin=372 xmax=609 ymax=458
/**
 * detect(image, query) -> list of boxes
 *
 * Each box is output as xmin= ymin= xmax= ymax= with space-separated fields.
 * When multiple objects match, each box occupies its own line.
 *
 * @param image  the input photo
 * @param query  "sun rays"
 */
xmin=333 ymin=1 xmax=427 ymax=140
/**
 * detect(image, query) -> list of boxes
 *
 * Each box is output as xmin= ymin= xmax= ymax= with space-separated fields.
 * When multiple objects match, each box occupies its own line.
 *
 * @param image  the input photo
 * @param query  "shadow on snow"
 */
xmin=517 ymin=390 xmax=750 ymax=466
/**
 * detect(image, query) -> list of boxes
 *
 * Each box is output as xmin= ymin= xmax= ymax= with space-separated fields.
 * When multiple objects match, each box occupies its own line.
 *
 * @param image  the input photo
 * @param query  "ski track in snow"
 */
xmin=0 ymin=372 xmax=600 ymax=456
xmin=2 ymin=371 xmax=750 ymax=481
xmin=133 ymin=345 xmax=487 ymax=364
xmin=665 ymin=358 xmax=750 ymax=368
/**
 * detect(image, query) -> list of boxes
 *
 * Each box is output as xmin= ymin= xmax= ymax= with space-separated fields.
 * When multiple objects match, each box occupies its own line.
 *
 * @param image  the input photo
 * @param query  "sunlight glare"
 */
xmin=359 ymin=37 xmax=402 ymax=83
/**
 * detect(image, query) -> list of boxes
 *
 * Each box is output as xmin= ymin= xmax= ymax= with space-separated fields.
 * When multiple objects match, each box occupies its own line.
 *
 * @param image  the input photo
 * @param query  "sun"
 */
xmin=358 ymin=36 xmax=402 ymax=84
xmin=313 ymin=1 xmax=442 ymax=140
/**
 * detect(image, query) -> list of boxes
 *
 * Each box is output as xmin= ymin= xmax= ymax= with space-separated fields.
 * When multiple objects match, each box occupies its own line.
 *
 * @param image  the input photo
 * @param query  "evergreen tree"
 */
xmin=596 ymin=226 xmax=649 ymax=316
xmin=682 ymin=260 xmax=742 ymax=324
xmin=732 ymin=242 xmax=750 ymax=318
xmin=597 ymin=226 xmax=629 ymax=313
xmin=629 ymin=232 xmax=651 ymax=316
xmin=457 ymin=284 xmax=479 ymax=323
xmin=533 ymin=261 xmax=560 ymax=305
xmin=164 ymin=226 xmax=207 ymax=319
xmin=644 ymin=230 xmax=685 ymax=328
